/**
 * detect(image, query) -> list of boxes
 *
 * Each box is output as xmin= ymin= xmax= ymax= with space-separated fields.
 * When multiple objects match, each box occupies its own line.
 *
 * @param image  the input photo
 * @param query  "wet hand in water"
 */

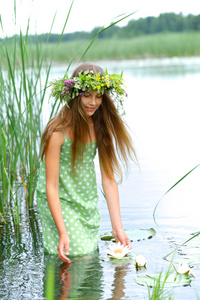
xmin=113 ymin=229 xmax=132 ymax=249
xmin=58 ymin=233 xmax=71 ymax=263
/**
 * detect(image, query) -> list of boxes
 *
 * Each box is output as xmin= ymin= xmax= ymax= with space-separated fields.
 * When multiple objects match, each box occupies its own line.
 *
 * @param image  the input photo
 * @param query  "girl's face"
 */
xmin=81 ymin=90 xmax=102 ymax=116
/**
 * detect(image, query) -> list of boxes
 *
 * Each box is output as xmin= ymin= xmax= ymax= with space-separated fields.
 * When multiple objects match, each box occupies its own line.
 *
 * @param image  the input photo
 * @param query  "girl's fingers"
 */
xmin=58 ymin=241 xmax=71 ymax=263
xmin=60 ymin=254 xmax=71 ymax=263
xmin=113 ymin=231 xmax=132 ymax=249
xmin=126 ymin=238 xmax=132 ymax=249
xmin=58 ymin=249 xmax=71 ymax=263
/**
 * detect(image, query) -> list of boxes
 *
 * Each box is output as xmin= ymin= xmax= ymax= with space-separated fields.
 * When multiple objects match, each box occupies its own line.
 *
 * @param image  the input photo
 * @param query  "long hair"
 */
xmin=40 ymin=62 xmax=137 ymax=181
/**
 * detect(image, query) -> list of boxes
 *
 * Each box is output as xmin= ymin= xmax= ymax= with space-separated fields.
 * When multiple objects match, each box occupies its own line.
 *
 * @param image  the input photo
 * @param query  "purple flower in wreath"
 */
xmin=65 ymin=88 xmax=70 ymax=94
xmin=64 ymin=79 xmax=75 ymax=87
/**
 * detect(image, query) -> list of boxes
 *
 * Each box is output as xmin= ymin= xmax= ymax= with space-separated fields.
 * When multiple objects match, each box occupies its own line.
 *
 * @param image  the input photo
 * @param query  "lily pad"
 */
xmin=135 ymin=272 xmax=192 ymax=288
xmin=100 ymin=228 xmax=156 ymax=242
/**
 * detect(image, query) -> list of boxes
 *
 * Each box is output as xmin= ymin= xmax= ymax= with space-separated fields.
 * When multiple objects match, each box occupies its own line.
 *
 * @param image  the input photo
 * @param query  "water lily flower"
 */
xmin=135 ymin=255 xmax=146 ymax=267
xmin=106 ymin=242 xmax=131 ymax=259
xmin=174 ymin=262 xmax=194 ymax=275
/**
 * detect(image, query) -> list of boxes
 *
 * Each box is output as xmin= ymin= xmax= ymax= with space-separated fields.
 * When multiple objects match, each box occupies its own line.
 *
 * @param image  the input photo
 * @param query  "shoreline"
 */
xmin=50 ymin=56 xmax=200 ymax=74
xmin=1 ymin=32 xmax=200 ymax=68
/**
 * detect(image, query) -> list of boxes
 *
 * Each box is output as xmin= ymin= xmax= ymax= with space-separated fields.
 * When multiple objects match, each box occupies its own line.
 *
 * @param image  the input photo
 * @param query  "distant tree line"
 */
xmin=119 ymin=12 xmax=200 ymax=37
xmin=4 ymin=12 xmax=200 ymax=43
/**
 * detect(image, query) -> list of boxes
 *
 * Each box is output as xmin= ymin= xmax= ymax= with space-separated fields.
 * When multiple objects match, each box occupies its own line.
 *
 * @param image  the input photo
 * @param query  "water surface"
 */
xmin=1 ymin=57 xmax=200 ymax=299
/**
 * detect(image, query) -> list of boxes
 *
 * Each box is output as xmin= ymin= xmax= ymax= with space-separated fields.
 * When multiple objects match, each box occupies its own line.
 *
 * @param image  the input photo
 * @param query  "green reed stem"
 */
xmin=148 ymin=252 xmax=175 ymax=299
xmin=45 ymin=262 xmax=55 ymax=300
xmin=0 ymin=24 xmax=49 ymax=221
xmin=0 ymin=128 xmax=8 ymax=211
xmin=3 ymin=167 xmax=19 ymax=224
xmin=0 ymin=0 xmax=74 ymax=222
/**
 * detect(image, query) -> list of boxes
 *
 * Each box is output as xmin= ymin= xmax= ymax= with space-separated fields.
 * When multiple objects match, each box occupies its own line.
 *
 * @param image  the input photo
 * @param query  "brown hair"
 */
xmin=40 ymin=62 xmax=137 ymax=181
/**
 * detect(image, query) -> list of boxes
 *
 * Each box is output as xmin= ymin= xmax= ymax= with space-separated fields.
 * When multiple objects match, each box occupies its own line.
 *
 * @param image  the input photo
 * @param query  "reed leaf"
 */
xmin=57 ymin=0 xmax=75 ymax=45
xmin=3 ymin=167 xmax=19 ymax=224
xmin=0 ymin=15 xmax=3 ymax=32
xmin=163 ymin=231 xmax=200 ymax=260
xmin=67 ymin=11 xmax=136 ymax=72
xmin=4 ymin=47 xmax=19 ymax=104
xmin=153 ymin=164 xmax=200 ymax=225
xmin=0 ymin=0 xmax=76 ymax=222
xmin=0 ymin=128 xmax=8 ymax=211
xmin=47 ymin=12 xmax=57 ymax=43
xmin=79 ymin=11 xmax=137 ymax=63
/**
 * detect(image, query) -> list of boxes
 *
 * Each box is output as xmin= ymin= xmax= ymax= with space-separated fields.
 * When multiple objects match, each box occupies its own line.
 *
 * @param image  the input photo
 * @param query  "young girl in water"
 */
xmin=36 ymin=62 xmax=137 ymax=263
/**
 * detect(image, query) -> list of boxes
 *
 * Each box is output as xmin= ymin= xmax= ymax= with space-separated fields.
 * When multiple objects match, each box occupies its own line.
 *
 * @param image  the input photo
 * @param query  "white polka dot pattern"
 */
xmin=36 ymin=138 xmax=101 ymax=256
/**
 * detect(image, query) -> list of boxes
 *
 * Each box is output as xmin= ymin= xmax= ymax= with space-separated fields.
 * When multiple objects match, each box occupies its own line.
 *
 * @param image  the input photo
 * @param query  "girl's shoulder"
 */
xmin=48 ymin=130 xmax=65 ymax=148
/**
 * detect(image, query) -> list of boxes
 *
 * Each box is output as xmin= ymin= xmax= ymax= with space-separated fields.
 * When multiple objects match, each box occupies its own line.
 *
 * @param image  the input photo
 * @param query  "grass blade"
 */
xmin=0 ymin=14 xmax=3 ymax=32
xmin=163 ymin=231 xmax=200 ymax=260
xmin=57 ymin=0 xmax=75 ymax=45
xmin=153 ymin=164 xmax=200 ymax=225
xmin=67 ymin=11 xmax=137 ymax=72
xmin=4 ymin=167 xmax=19 ymax=224
xmin=4 ymin=47 xmax=19 ymax=104
xmin=46 ymin=12 xmax=57 ymax=43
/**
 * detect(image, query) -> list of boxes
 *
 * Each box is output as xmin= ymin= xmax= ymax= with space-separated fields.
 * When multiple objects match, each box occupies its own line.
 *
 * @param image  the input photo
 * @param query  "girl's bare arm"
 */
xmin=45 ymin=131 xmax=71 ymax=263
xmin=99 ymin=161 xmax=131 ymax=249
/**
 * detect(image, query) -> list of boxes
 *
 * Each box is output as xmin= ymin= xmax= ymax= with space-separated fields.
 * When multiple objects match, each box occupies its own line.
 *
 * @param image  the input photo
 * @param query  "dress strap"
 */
xmin=60 ymin=123 xmax=66 ymax=138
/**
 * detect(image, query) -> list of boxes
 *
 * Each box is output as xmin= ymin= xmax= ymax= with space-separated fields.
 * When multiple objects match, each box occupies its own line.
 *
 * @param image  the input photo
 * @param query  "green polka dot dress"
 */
xmin=36 ymin=136 xmax=101 ymax=256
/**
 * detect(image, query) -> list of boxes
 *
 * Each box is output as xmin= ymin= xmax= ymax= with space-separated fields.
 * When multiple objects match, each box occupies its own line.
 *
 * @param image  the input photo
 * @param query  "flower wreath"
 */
xmin=49 ymin=69 xmax=127 ymax=114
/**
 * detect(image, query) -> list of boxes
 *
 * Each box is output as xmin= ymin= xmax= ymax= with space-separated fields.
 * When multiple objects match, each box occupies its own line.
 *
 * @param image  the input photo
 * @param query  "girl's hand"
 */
xmin=58 ymin=233 xmax=71 ymax=263
xmin=113 ymin=229 xmax=132 ymax=250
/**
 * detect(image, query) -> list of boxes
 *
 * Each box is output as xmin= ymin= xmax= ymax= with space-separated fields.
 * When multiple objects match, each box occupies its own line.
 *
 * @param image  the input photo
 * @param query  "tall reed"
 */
xmin=0 ymin=33 xmax=51 ymax=223
xmin=0 ymin=0 xmax=77 ymax=224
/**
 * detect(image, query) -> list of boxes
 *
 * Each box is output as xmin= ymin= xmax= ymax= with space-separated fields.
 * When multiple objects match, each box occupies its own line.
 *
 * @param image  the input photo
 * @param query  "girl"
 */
xmin=36 ymin=62 xmax=137 ymax=263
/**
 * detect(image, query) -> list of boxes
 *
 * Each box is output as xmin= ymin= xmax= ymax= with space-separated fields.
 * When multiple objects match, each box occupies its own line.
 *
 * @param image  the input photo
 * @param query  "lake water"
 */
xmin=0 ymin=57 xmax=200 ymax=299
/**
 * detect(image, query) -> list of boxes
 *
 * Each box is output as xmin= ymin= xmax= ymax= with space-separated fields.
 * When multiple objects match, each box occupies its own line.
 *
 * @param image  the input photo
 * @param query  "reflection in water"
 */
xmin=44 ymin=251 xmax=104 ymax=300
xmin=108 ymin=263 xmax=131 ymax=300
xmin=44 ymin=252 xmax=132 ymax=300
xmin=58 ymin=263 xmax=71 ymax=300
